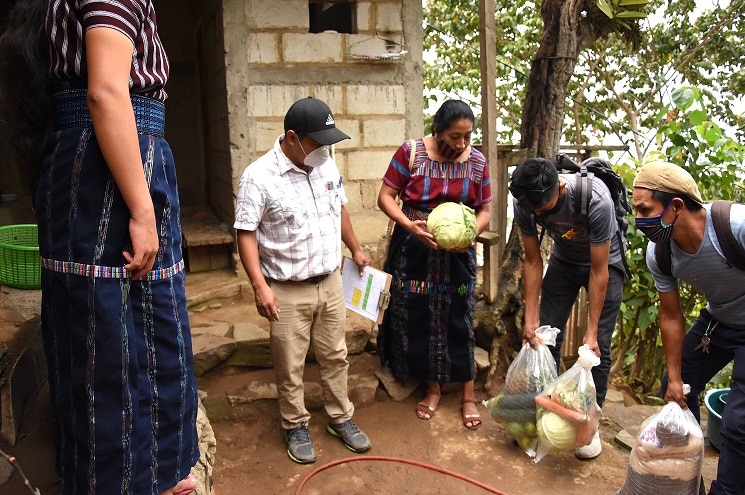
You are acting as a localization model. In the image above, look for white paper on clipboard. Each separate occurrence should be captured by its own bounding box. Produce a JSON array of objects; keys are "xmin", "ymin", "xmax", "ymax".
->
[{"xmin": 340, "ymin": 257, "xmax": 392, "ymax": 324}]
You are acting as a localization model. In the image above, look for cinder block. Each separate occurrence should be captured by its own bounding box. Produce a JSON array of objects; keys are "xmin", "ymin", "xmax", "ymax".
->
[
  {"xmin": 334, "ymin": 152, "xmax": 348, "ymax": 179},
  {"xmin": 376, "ymin": 3, "xmax": 404, "ymax": 32},
  {"xmin": 360, "ymin": 181, "xmax": 383, "ymax": 210},
  {"xmin": 186, "ymin": 244, "xmax": 231, "ymax": 273},
  {"xmin": 341, "ymin": 181, "xmax": 364, "ymax": 213},
  {"xmin": 345, "ymin": 85, "xmax": 406, "ymax": 115},
  {"xmin": 307, "ymin": 86, "xmax": 344, "ymax": 116},
  {"xmin": 246, "ymin": 0, "xmax": 307, "ymax": 29},
  {"xmin": 346, "ymin": 150, "xmax": 396, "ymax": 180},
  {"xmin": 181, "ymin": 207, "xmax": 233, "ymax": 273},
  {"xmin": 247, "ymin": 85, "xmax": 311, "ymax": 118},
  {"xmin": 333, "ymin": 118, "xmax": 361, "ymax": 149},
  {"xmin": 282, "ymin": 33, "xmax": 344, "ymax": 63},
  {"xmin": 356, "ymin": 2, "xmax": 372, "ymax": 31},
  {"xmin": 254, "ymin": 119, "xmax": 284, "ymax": 151},
  {"xmin": 362, "ymin": 118, "xmax": 407, "ymax": 147},
  {"xmin": 247, "ymin": 33, "xmax": 280, "ymax": 64}
]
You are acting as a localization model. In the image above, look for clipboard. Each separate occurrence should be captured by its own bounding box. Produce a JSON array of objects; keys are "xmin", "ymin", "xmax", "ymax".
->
[{"xmin": 340, "ymin": 257, "xmax": 392, "ymax": 324}]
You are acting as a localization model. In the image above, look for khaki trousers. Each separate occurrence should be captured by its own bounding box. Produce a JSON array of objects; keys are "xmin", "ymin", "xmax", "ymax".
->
[{"xmin": 268, "ymin": 270, "xmax": 354, "ymax": 430}]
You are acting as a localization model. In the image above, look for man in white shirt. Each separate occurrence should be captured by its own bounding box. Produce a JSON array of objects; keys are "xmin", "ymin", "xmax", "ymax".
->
[{"xmin": 234, "ymin": 97, "xmax": 372, "ymax": 464}]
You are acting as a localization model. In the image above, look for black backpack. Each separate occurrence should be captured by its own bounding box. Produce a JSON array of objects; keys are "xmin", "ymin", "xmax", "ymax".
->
[
  {"xmin": 550, "ymin": 154, "xmax": 632, "ymax": 279},
  {"xmin": 655, "ymin": 200, "xmax": 745, "ymax": 276}
]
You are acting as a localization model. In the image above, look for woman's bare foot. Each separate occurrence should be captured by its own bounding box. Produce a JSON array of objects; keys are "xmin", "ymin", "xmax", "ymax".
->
[{"xmin": 159, "ymin": 473, "xmax": 196, "ymax": 495}]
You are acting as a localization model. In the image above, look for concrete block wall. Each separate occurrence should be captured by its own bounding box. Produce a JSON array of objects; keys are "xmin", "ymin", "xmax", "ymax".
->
[{"xmin": 224, "ymin": 0, "xmax": 424, "ymax": 250}]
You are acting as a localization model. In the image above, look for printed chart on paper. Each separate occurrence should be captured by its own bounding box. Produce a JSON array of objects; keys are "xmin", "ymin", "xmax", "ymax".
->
[{"xmin": 340, "ymin": 257, "xmax": 391, "ymax": 323}]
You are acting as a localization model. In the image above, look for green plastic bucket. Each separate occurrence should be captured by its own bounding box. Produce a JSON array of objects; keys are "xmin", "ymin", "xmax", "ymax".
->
[{"xmin": 704, "ymin": 387, "xmax": 729, "ymax": 451}]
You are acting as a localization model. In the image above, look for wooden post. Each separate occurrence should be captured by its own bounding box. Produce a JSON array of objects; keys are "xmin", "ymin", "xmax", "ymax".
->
[{"xmin": 477, "ymin": 0, "xmax": 503, "ymax": 303}]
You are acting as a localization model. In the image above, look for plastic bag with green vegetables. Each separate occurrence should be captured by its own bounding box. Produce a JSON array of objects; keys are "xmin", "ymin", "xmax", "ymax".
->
[
  {"xmin": 533, "ymin": 344, "xmax": 601, "ymax": 463},
  {"xmin": 483, "ymin": 325, "xmax": 559, "ymax": 457}
]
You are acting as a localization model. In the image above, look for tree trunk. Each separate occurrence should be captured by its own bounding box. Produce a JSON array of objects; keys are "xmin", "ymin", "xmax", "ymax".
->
[
  {"xmin": 475, "ymin": 225, "xmax": 525, "ymax": 393},
  {"xmin": 521, "ymin": 0, "xmax": 593, "ymax": 156},
  {"xmin": 483, "ymin": 0, "xmax": 604, "ymax": 393}
]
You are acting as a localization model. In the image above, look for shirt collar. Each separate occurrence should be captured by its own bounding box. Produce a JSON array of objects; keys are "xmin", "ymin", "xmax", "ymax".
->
[{"xmin": 274, "ymin": 134, "xmax": 311, "ymax": 176}]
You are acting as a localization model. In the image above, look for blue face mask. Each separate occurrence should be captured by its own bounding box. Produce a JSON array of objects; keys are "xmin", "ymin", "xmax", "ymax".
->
[{"xmin": 635, "ymin": 202, "xmax": 677, "ymax": 243}]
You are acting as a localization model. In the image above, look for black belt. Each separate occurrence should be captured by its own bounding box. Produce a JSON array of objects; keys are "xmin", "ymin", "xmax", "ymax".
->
[
  {"xmin": 301, "ymin": 273, "xmax": 330, "ymax": 284},
  {"xmin": 270, "ymin": 273, "xmax": 330, "ymax": 285}
]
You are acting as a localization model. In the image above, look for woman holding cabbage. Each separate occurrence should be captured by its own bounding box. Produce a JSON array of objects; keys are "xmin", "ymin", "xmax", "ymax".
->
[{"xmin": 376, "ymin": 100, "xmax": 492, "ymax": 429}]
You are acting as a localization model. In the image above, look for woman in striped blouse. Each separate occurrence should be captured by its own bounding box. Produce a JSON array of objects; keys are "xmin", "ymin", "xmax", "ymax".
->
[
  {"xmin": 0, "ymin": 1, "xmax": 199, "ymax": 493},
  {"xmin": 376, "ymin": 100, "xmax": 492, "ymax": 430}
]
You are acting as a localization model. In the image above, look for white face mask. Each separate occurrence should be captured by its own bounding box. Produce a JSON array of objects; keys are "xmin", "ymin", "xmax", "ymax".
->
[{"xmin": 299, "ymin": 140, "xmax": 330, "ymax": 168}]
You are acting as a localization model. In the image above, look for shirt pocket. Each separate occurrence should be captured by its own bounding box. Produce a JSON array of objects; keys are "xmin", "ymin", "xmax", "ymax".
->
[
  {"xmin": 327, "ymin": 188, "xmax": 342, "ymax": 216},
  {"xmin": 278, "ymin": 198, "xmax": 309, "ymax": 232}
]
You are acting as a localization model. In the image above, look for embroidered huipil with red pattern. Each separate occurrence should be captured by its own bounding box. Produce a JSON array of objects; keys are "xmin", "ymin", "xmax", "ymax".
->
[{"xmin": 382, "ymin": 138, "xmax": 491, "ymax": 213}]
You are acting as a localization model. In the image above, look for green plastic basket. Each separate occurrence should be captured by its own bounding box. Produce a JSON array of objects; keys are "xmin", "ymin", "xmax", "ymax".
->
[{"xmin": 0, "ymin": 224, "xmax": 41, "ymax": 289}]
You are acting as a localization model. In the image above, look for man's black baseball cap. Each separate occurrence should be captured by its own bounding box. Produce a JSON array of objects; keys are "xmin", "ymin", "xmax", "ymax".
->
[{"xmin": 284, "ymin": 97, "xmax": 350, "ymax": 145}]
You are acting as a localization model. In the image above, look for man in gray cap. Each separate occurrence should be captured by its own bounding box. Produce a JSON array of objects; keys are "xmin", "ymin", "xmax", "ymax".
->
[
  {"xmin": 234, "ymin": 97, "xmax": 372, "ymax": 464},
  {"xmin": 633, "ymin": 160, "xmax": 745, "ymax": 495}
]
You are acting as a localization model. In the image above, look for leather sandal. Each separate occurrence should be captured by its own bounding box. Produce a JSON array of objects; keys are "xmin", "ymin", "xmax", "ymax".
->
[
  {"xmin": 416, "ymin": 392, "xmax": 441, "ymax": 420},
  {"xmin": 461, "ymin": 399, "xmax": 482, "ymax": 430}
]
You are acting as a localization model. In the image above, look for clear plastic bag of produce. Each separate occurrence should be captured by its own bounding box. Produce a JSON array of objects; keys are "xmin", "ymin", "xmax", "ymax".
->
[
  {"xmin": 533, "ymin": 344, "xmax": 601, "ymax": 463},
  {"xmin": 483, "ymin": 325, "xmax": 559, "ymax": 456},
  {"xmin": 616, "ymin": 401, "xmax": 704, "ymax": 495}
]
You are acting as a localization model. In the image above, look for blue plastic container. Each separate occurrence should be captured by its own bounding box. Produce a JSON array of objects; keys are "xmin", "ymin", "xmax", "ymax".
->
[{"xmin": 704, "ymin": 387, "xmax": 729, "ymax": 451}]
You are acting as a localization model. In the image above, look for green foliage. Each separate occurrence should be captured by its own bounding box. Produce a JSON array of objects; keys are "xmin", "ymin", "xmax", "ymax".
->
[
  {"xmin": 656, "ymin": 87, "xmax": 745, "ymax": 202},
  {"xmin": 596, "ymin": 0, "xmax": 651, "ymax": 32},
  {"xmin": 423, "ymin": 0, "xmax": 542, "ymax": 142},
  {"xmin": 423, "ymin": 0, "xmax": 745, "ymax": 151}
]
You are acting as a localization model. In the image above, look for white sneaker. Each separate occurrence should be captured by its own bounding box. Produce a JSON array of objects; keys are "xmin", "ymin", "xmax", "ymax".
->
[{"xmin": 575, "ymin": 430, "xmax": 602, "ymax": 459}]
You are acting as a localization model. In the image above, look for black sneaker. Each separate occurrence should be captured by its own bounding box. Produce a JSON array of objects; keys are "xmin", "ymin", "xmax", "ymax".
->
[
  {"xmin": 285, "ymin": 424, "xmax": 316, "ymax": 464},
  {"xmin": 326, "ymin": 419, "xmax": 372, "ymax": 453}
]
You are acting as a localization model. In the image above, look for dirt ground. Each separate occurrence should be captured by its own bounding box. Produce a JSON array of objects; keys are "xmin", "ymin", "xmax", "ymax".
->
[{"xmin": 0, "ymin": 276, "xmax": 721, "ymax": 495}]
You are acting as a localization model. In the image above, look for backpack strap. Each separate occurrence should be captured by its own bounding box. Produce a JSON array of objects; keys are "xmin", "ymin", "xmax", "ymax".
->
[
  {"xmin": 384, "ymin": 139, "xmax": 418, "ymax": 240},
  {"xmin": 576, "ymin": 163, "xmax": 591, "ymax": 217},
  {"xmin": 654, "ymin": 240, "xmax": 673, "ymax": 277},
  {"xmin": 655, "ymin": 200, "xmax": 745, "ymax": 276},
  {"xmin": 711, "ymin": 200, "xmax": 745, "ymax": 271}
]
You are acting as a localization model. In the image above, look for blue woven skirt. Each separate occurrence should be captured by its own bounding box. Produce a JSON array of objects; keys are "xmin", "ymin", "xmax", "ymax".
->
[
  {"xmin": 36, "ymin": 88, "xmax": 199, "ymax": 494},
  {"xmin": 377, "ymin": 219, "xmax": 477, "ymax": 384}
]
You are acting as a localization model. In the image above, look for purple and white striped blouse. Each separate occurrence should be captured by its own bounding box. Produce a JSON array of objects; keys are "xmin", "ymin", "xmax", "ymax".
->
[{"xmin": 46, "ymin": 0, "xmax": 169, "ymax": 101}]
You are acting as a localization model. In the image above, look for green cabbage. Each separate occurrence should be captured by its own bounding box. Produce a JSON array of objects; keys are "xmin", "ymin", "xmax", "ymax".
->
[
  {"xmin": 426, "ymin": 202, "xmax": 477, "ymax": 249},
  {"xmin": 538, "ymin": 411, "xmax": 577, "ymax": 450}
]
